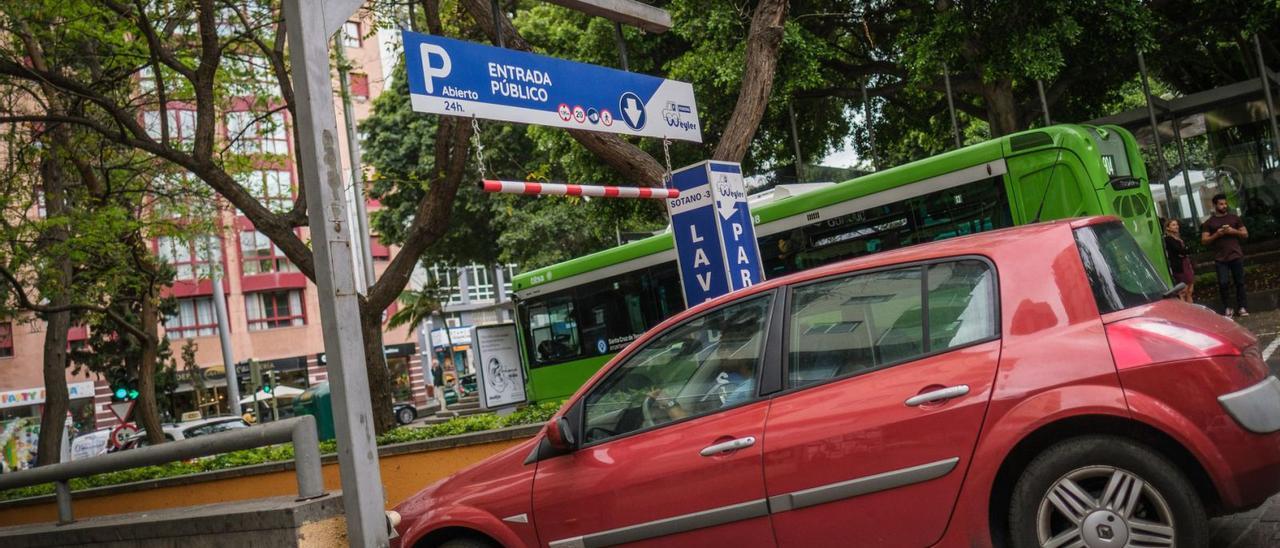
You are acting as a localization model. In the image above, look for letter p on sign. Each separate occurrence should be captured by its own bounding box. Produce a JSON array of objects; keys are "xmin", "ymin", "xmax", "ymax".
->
[{"xmin": 420, "ymin": 43, "xmax": 452, "ymax": 93}]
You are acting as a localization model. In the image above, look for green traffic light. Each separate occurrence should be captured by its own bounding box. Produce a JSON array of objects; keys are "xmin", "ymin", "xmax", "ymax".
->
[
  {"xmin": 261, "ymin": 385, "xmax": 271, "ymax": 394},
  {"xmin": 114, "ymin": 387, "xmax": 127, "ymax": 399},
  {"xmin": 128, "ymin": 389, "xmax": 139, "ymax": 400}
]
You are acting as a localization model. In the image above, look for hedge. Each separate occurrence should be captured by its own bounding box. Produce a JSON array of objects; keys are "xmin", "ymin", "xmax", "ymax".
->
[{"xmin": 0, "ymin": 400, "xmax": 562, "ymax": 502}]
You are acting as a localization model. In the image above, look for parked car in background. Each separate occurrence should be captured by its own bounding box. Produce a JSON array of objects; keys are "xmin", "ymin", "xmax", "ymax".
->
[
  {"xmin": 68, "ymin": 428, "xmax": 113, "ymax": 461},
  {"xmin": 394, "ymin": 403, "xmax": 418, "ymax": 426},
  {"xmin": 126, "ymin": 416, "xmax": 251, "ymax": 447},
  {"xmin": 391, "ymin": 217, "xmax": 1280, "ymax": 548}
]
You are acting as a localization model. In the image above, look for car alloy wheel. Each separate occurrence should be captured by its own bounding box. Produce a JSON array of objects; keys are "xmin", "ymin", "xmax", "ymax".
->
[
  {"xmin": 1036, "ymin": 465, "xmax": 1175, "ymax": 548},
  {"xmin": 397, "ymin": 407, "xmax": 415, "ymax": 425}
]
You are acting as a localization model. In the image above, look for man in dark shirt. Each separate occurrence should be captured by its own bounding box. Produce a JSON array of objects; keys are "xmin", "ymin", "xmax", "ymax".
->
[{"xmin": 1201, "ymin": 194, "xmax": 1249, "ymax": 317}]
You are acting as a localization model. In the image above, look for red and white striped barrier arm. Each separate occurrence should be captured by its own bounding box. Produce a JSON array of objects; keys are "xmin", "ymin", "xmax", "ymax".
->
[{"xmin": 480, "ymin": 180, "xmax": 679, "ymax": 199}]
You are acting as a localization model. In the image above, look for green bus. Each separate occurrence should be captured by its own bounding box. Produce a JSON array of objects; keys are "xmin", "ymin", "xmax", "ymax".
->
[{"xmin": 511, "ymin": 124, "xmax": 1166, "ymax": 403}]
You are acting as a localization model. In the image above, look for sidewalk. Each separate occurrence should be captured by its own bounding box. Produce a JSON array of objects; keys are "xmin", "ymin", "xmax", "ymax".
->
[{"xmin": 1209, "ymin": 308, "xmax": 1280, "ymax": 547}]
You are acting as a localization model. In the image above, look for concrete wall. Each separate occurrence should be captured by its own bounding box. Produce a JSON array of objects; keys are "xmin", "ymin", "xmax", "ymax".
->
[{"xmin": 0, "ymin": 425, "xmax": 540, "ymax": 526}]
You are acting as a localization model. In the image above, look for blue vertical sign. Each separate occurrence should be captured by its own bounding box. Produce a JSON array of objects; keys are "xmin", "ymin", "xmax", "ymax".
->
[
  {"xmin": 709, "ymin": 162, "xmax": 764, "ymax": 290},
  {"xmin": 665, "ymin": 161, "xmax": 764, "ymax": 306}
]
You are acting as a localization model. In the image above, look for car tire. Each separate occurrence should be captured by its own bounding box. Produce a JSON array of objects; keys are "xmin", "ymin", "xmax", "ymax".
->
[
  {"xmin": 1008, "ymin": 435, "xmax": 1207, "ymax": 548},
  {"xmin": 396, "ymin": 406, "xmax": 417, "ymax": 425},
  {"xmin": 438, "ymin": 536, "xmax": 495, "ymax": 548}
]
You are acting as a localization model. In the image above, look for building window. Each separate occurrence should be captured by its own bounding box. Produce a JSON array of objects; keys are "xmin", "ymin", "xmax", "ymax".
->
[
  {"xmin": 236, "ymin": 169, "xmax": 293, "ymax": 213},
  {"xmin": 165, "ymin": 297, "xmax": 217, "ymax": 340},
  {"xmin": 144, "ymin": 109, "xmax": 197, "ymax": 146},
  {"xmin": 157, "ymin": 236, "xmax": 222, "ymax": 280},
  {"xmin": 225, "ymin": 111, "xmax": 288, "ymax": 155},
  {"xmin": 502, "ymin": 264, "xmax": 518, "ymax": 296},
  {"xmin": 245, "ymin": 290, "xmax": 305, "ymax": 330},
  {"xmin": 350, "ymin": 73, "xmax": 369, "ymax": 98},
  {"xmin": 0, "ymin": 322, "xmax": 12, "ymax": 357},
  {"xmin": 240, "ymin": 230, "xmax": 297, "ymax": 275},
  {"xmin": 427, "ymin": 264, "xmax": 463, "ymax": 305},
  {"xmin": 223, "ymin": 55, "xmax": 280, "ymax": 98},
  {"xmin": 467, "ymin": 265, "xmax": 494, "ymax": 302},
  {"xmin": 369, "ymin": 235, "xmax": 390, "ymax": 260},
  {"xmin": 343, "ymin": 21, "xmax": 361, "ymax": 48}
]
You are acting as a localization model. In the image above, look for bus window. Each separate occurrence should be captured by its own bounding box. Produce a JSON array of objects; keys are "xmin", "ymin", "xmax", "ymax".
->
[
  {"xmin": 759, "ymin": 175, "xmax": 1011, "ymax": 277},
  {"xmin": 578, "ymin": 277, "xmax": 649, "ymax": 355},
  {"xmin": 644, "ymin": 261, "xmax": 685, "ymax": 328},
  {"xmin": 529, "ymin": 296, "xmax": 580, "ymax": 366}
]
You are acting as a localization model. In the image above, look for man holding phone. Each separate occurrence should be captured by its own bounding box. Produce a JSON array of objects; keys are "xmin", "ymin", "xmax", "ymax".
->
[{"xmin": 1201, "ymin": 193, "xmax": 1249, "ymax": 318}]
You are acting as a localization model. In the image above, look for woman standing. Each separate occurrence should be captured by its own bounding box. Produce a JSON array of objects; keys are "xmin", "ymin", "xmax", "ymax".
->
[{"xmin": 1164, "ymin": 218, "xmax": 1195, "ymax": 302}]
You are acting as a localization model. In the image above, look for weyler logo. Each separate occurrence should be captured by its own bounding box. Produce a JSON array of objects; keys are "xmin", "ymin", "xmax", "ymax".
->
[{"xmin": 420, "ymin": 43, "xmax": 452, "ymax": 93}]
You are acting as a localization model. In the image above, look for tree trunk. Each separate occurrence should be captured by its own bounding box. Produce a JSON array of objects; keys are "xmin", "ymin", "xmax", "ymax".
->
[
  {"xmin": 137, "ymin": 288, "xmax": 165, "ymax": 445},
  {"xmin": 34, "ymin": 152, "xmax": 73, "ymax": 466},
  {"xmin": 713, "ymin": 0, "xmax": 789, "ymax": 162},
  {"xmin": 360, "ymin": 308, "xmax": 396, "ymax": 433},
  {"xmin": 982, "ymin": 79, "xmax": 1021, "ymax": 136}
]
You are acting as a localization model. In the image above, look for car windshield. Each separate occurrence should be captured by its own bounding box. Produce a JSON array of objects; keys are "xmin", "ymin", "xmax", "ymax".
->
[
  {"xmin": 184, "ymin": 419, "xmax": 249, "ymax": 438},
  {"xmin": 1074, "ymin": 222, "xmax": 1168, "ymax": 314}
]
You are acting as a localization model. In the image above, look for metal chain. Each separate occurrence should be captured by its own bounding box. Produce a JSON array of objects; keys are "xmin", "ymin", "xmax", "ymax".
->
[
  {"xmin": 471, "ymin": 116, "xmax": 487, "ymax": 179},
  {"xmin": 661, "ymin": 137, "xmax": 673, "ymax": 185}
]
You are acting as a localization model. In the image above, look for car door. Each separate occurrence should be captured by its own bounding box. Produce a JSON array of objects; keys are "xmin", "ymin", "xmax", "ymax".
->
[
  {"xmin": 532, "ymin": 293, "xmax": 778, "ymax": 547},
  {"xmin": 763, "ymin": 259, "xmax": 1001, "ymax": 547}
]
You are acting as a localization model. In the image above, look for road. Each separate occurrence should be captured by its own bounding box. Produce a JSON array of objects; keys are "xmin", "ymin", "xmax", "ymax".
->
[{"xmin": 1210, "ymin": 307, "xmax": 1280, "ymax": 547}]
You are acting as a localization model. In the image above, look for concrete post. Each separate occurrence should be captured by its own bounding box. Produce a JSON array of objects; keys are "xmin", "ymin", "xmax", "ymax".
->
[
  {"xmin": 334, "ymin": 36, "xmax": 377, "ymax": 291},
  {"xmin": 210, "ymin": 271, "xmax": 240, "ymax": 414},
  {"xmin": 280, "ymin": 0, "xmax": 388, "ymax": 545}
]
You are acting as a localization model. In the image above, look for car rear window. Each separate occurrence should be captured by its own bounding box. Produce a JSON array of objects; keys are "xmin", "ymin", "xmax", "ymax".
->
[{"xmin": 1074, "ymin": 222, "xmax": 1168, "ymax": 314}]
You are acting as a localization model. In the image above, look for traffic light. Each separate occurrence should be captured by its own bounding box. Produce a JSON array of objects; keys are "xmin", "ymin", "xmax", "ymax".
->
[{"xmin": 110, "ymin": 378, "xmax": 139, "ymax": 401}]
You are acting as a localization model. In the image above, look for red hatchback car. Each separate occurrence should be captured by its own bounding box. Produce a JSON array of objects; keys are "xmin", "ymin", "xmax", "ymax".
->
[{"xmin": 393, "ymin": 217, "xmax": 1280, "ymax": 548}]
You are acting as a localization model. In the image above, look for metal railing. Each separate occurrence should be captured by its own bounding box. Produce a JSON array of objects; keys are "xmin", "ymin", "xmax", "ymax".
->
[{"xmin": 0, "ymin": 415, "xmax": 324, "ymax": 525}]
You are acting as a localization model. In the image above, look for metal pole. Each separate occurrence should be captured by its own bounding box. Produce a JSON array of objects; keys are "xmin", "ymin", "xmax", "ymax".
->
[
  {"xmin": 280, "ymin": 1, "xmax": 386, "ymax": 545},
  {"xmin": 1254, "ymin": 34, "xmax": 1280, "ymax": 166},
  {"xmin": 943, "ymin": 62, "xmax": 961, "ymax": 149},
  {"xmin": 614, "ymin": 22, "xmax": 629, "ymax": 71},
  {"xmin": 862, "ymin": 82, "xmax": 877, "ymax": 170},
  {"xmin": 1170, "ymin": 116, "xmax": 1201, "ymax": 220},
  {"xmin": 491, "ymin": 0, "xmax": 505, "ymax": 47},
  {"xmin": 1036, "ymin": 79, "xmax": 1051, "ymax": 126},
  {"xmin": 290, "ymin": 415, "xmax": 325, "ymax": 500},
  {"xmin": 1137, "ymin": 49, "xmax": 1178, "ymax": 218},
  {"xmin": 210, "ymin": 271, "xmax": 240, "ymax": 414},
  {"xmin": 55, "ymin": 480, "xmax": 73, "ymax": 524},
  {"xmin": 251, "ymin": 360, "xmax": 261, "ymax": 421},
  {"xmin": 334, "ymin": 36, "xmax": 377, "ymax": 290},
  {"xmin": 788, "ymin": 102, "xmax": 804, "ymax": 181}
]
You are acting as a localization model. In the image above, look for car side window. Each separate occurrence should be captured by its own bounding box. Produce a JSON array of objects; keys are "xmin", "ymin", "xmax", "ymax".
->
[
  {"xmin": 787, "ymin": 260, "xmax": 995, "ymax": 388},
  {"xmin": 926, "ymin": 260, "xmax": 997, "ymax": 350},
  {"xmin": 582, "ymin": 295, "xmax": 773, "ymax": 445},
  {"xmin": 788, "ymin": 267, "xmax": 924, "ymax": 387}
]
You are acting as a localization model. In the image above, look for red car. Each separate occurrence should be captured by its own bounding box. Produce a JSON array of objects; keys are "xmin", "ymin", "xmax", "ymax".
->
[{"xmin": 392, "ymin": 217, "xmax": 1280, "ymax": 548}]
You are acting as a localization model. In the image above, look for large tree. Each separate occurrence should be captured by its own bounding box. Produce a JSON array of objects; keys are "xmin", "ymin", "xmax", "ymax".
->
[{"xmin": 0, "ymin": 0, "xmax": 478, "ymax": 433}]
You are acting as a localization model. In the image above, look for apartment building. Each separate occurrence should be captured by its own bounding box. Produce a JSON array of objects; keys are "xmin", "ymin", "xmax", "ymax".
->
[{"xmin": 0, "ymin": 10, "xmax": 432, "ymax": 445}]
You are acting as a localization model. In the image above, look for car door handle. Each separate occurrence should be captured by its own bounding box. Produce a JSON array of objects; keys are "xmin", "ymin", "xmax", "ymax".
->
[
  {"xmin": 905, "ymin": 385, "xmax": 970, "ymax": 407},
  {"xmin": 700, "ymin": 436, "xmax": 756, "ymax": 457}
]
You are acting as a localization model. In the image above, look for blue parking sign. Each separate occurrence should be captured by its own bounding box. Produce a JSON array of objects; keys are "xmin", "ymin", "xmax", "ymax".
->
[{"xmin": 665, "ymin": 161, "xmax": 763, "ymax": 306}]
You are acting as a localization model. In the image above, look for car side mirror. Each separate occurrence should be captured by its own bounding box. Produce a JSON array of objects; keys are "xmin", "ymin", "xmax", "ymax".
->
[{"xmin": 546, "ymin": 417, "xmax": 576, "ymax": 452}]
